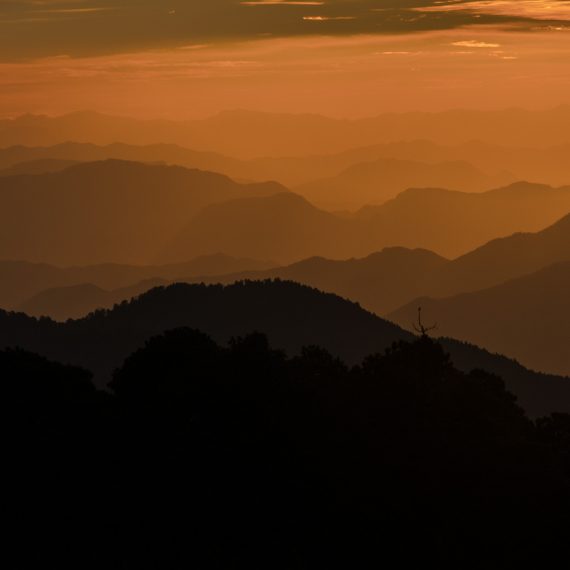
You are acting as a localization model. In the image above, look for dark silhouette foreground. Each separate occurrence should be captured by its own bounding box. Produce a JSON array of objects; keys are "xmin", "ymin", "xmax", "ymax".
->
[
  {"xmin": 1, "ymin": 280, "xmax": 568, "ymax": 417},
  {"xmin": 2, "ymin": 331, "xmax": 570, "ymax": 568}
]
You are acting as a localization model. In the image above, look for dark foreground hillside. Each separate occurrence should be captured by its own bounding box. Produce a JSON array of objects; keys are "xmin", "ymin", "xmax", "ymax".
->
[
  {"xmin": 1, "ymin": 280, "xmax": 568, "ymax": 417},
  {"xmin": 3, "ymin": 332, "xmax": 570, "ymax": 568}
]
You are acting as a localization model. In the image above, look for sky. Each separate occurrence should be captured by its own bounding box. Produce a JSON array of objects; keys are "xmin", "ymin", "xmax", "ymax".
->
[{"xmin": 1, "ymin": 0, "xmax": 570, "ymax": 118}]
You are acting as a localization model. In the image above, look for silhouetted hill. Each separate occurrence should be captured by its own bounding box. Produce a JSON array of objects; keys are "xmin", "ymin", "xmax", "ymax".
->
[
  {"xmin": 358, "ymin": 182, "xmax": 570, "ymax": 258},
  {"xmin": 0, "ymin": 280, "xmax": 567, "ymax": 416},
  {"xmin": 4, "ymin": 139, "xmax": 570, "ymax": 189},
  {"xmin": 208, "ymin": 213, "xmax": 570, "ymax": 314},
  {"xmin": 389, "ymin": 261, "xmax": 570, "ymax": 378},
  {"xmin": 188, "ymin": 213, "xmax": 570, "ymax": 315},
  {"xmin": 3, "ymin": 108, "xmax": 570, "ymax": 157},
  {"xmin": 0, "ymin": 281, "xmax": 410, "ymax": 383},
  {"xmin": 24, "ymin": 211, "xmax": 570, "ymax": 335},
  {"xmin": 161, "ymin": 193, "xmax": 356, "ymax": 264},
  {"xmin": 0, "ymin": 347, "xmax": 96, "ymax": 401},
  {"xmin": 162, "ymin": 181, "xmax": 570, "ymax": 262},
  {"xmin": 180, "ymin": 215, "xmax": 570, "ymax": 315},
  {"xmin": 0, "ymin": 254, "xmax": 273, "ymax": 309},
  {"xmin": 18, "ymin": 248, "xmax": 446, "ymax": 319},
  {"xmin": 0, "ymin": 160, "xmax": 286, "ymax": 265},
  {"xmin": 297, "ymin": 158, "xmax": 514, "ymax": 210},
  {"xmin": 419, "ymin": 212, "xmax": 570, "ymax": 298},
  {"xmin": 19, "ymin": 279, "xmax": 167, "ymax": 321},
  {"xmin": 0, "ymin": 158, "xmax": 80, "ymax": 176},
  {"xmin": 0, "ymin": 141, "xmax": 241, "ymax": 179},
  {"xmin": 197, "ymin": 248, "xmax": 448, "ymax": 315},
  {"xmin": 325, "ymin": 139, "xmax": 570, "ymax": 188}
]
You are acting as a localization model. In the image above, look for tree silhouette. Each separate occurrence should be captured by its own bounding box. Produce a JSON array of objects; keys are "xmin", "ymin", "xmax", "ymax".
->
[
  {"xmin": 3, "ymin": 330, "xmax": 570, "ymax": 567},
  {"xmin": 412, "ymin": 305, "xmax": 438, "ymax": 336}
]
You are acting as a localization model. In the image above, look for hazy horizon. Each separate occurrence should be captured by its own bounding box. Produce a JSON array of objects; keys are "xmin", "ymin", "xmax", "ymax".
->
[{"xmin": 5, "ymin": 103, "xmax": 570, "ymax": 122}]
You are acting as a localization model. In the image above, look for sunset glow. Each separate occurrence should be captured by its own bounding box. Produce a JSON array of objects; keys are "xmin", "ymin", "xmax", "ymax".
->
[
  {"xmin": 1, "ymin": 0, "xmax": 570, "ymax": 117},
  {"xmin": 3, "ymin": 2, "xmax": 570, "ymax": 565},
  {"xmin": 1, "ymin": 27, "xmax": 569, "ymax": 118}
]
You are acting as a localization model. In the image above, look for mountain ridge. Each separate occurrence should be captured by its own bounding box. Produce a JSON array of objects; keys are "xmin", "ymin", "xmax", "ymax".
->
[
  {"xmin": 3, "ymin": 107, "xmax": 570, "ymax": 157},
  {"xmin": 0, "ymin": 279, "xmax": 568, "ymax": 417},
  {"xmin": 0, "ymin": 159, "xmax": 287, "ymax": 265}
]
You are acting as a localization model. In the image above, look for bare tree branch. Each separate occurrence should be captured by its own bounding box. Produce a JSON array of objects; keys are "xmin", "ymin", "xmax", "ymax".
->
[{"xmin": 413, "ymin": 307, "xmax": 437, "ymax": 337}]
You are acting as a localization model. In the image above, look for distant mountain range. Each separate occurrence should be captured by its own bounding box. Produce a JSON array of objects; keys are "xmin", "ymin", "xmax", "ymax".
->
[
  {"xmin": 2, "ymin": 108, "xmax": 570, "ymax": 157},
  {"xmin": 0, "ymin": 158, "xmax": 81, "ymax": 177},
  {"xmin": 417, "ymin": 212, "xmax": 570, "ymax": 298},
  {"xmin": 296, "ymin": 158, "xmax": 514, "ymax": 210},
  {"xmin": 3, "ymin": 140, "xmax": 570, "ymax": 209},
  {"xmin": 207, "ymin": 214, "xmax": 570, "ymax": 376},
  {"xmin": 0, "ymin": 142, "xmax": 517, "ymax": 205},
  {"xmin": 14, "ymin": 161, "xmax": 567, "ymax": 267},
  {"xmin": 160, "ymin": 192, "xmax": 356, "ymax": 264},
  {"xmin": 0, "ymin": 280, "xmax": 567, "ymax": 417},
  {"xmin": 19, "ymin": 279, "xmax": 168, "ymax": 322},
  {"xmin": 3, "ymin": 138, "xmax": 570, "ymax": 188},
  {"xmin": 160, "ymin": 181, "xmax": 570, "ymax": 262},
  {"xmin": 9, "ymin": 210, "xmax": 570, "ymax": 320},
  {"xmin": 13, "ymin": 213, "xmax": 570, "ymax": 377},
  {"xmin": 14, "ymin": 248, "xmax": 446, "ymax": 321},
  {"xmin": 193, "ymin": 248, "xmax": 448, "ymax": 316},
  {"xmin": 0, "ymin": 160, "xmax": 285, "ymax": 265},
  {"xmin": 0, "ymin": 142, "xmax": 242, "ymax": 180},
  {"xmin": 322, "ymin": 139, "xmax": 570, "ymax": 189},
  {"xmin": 355, "ymin": 182, "xmax": 570, "ymax": 258},
  {"xmin": 191, "ymin": 212, "xmax": 570, "ymax": 312},
  {"xmin": 0, "ymin": 253, "xmax": 273, "ymax": 310}
]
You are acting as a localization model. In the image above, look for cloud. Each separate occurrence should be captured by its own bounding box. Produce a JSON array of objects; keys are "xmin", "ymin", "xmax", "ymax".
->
[
  {"xmin": 302, "ymin": 16, "xmax": 357, "ymax": 21},
  {"xmin": 452, "ymin": 40, "xmax": 501, "ymax": 47},
  {"xmin": 416, "ymin": 1, "xmax": 570, "ymax": 21},
  {"xmin": 2, "ymin": 28, "xmax": 569, "ymax": 118},
  {"xmin": 241, "ymin": 1, "xmax": 325, "ymax": 5},
  {"xmin": 0, "ymin": 0, "xmax": 569, "ymax": 59}
]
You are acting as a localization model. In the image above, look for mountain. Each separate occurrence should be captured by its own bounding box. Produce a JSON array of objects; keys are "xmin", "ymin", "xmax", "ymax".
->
[
  {"xmin": 206, "ymin": 212, "xmax": 570, "ymax": 313},
  {"xmin": 2, "ymin": 108, "xmax": 570, "ymax": 157},
  {"xmin": 19, "ymin": 279, "xmax": 167, "ymax": 321},
  {"xmin": 195, "ymin": 248, "xmax": 448, "ymax": 316},
  {"xmin": 0, "ymin": 142, "xmax": 241, "ymax": 180},
  {"xmin": 3, "ymin": 138, "xmax": 570, "ymax": 191},
  {"xmin": 357, "ymin": 182, "xmax": 570, "ymax": 258},
  {"xmin": 1, "ymin": 281, "xmax": 410, "ymax": 385},
  {"xmin": 417, "ymin": 212, "xmax": 570, "ymax": 298},
  {"xmin": 207, "ymin": 213, "xmax": 570, "ymax": 314},
  {"xmin": 161, "ymin": 192, "xmax": 356, "ymax": 264},
  {"xmin": 0, "ymin": 142, "xmax": 514, "ymax": 195},
  {"xmin": 18, "ymin": 248, "xmax": 446, "ymax": 320},
  {"xmin": 389, "ymin": 261, "xmax": 570, "ymax": 378},
  {"xmin": 320, "ymin": 139, "xmax": 570, "ymax": 189},
  {"xmin": 296, "ymin": 158, "xmax": 514, "ymax": 210},
  {"xmin": 0, "ymin": 140, "xmax": 570, "ymax": 193},
  {"xmin": 0, "ymin": 254, "xmax": 274, "ymax": 310},
  {"xmin": 28, "ymin": 208, "xmax": 570, "ymax": 321},
  {"xmin": 0, "ymin": 160, "xmax": 286, "ymax": 265},
  {"xmin": 0, "ymin": 280, "xmax": 567, "ymax": 416},
  {"xmin": 162, "ymin": 181, "xmax": 570, "ymax": 263},
  {"xmin": 4, "ymin": 158, "xmax": 525, "ymax": 287},
  {"xmin": 0, "ymin": 158, "xmax": 80, "ymax": 176}
]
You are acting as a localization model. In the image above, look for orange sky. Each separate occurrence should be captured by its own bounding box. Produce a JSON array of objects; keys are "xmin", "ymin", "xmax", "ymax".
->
[{"xmin": 1, "ymin": 1, "xmax": 570, "ymax": 118}]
